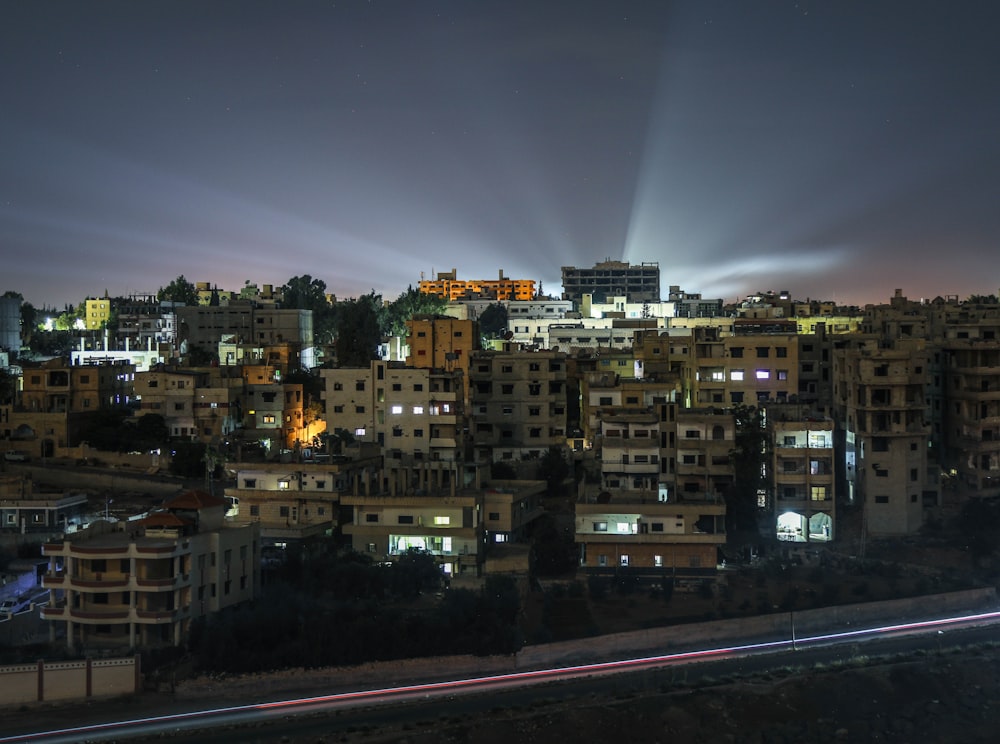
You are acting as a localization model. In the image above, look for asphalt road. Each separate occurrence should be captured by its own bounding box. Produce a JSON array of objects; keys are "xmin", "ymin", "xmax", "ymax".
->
[{"xmin": 3, "ymin": 608, "xmax": 999, "ymax": 744}]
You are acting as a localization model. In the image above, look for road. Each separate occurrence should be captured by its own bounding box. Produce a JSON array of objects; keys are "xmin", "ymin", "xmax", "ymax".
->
[{"xmin": 3, "ymin": 608, "xmax": 1000, "ymax": 743}]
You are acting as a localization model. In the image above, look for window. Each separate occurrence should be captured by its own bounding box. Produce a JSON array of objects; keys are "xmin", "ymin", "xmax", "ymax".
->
[
  {"xmin": 279, "ymin": 506, "xmax": 290, "ymax": 517},
  {"xmin": 249, "ymin": 505, "xmax": 260, "ymax": 516},
  {"xmin": 620, "ymin": 555, "xmax": 629, "ymax": 567},
  {"xmin": 355, "ymin": 381, "xmax": 365, "ymax": 391},
  {"xmin": 593, "ymin": 521, "xmax": 608, "ymax": 532},
  {"xmin": 776, "ymin": 347, "xmax": 788, "ymax": 358},
  {"xmin": 875, "ymin": 495, "xmax": 889, "ymax": 504},
  {"xmin": 434, "ymin": 516, "xmax": 451, "ymax": 525},
  {"xmin": 243, "ymin": 478, "xmax": 257, "ymax": 488},
  {"xmin": 654, "ymin": 555, "xmax": 663, "ymax": 567},
  {"xmin": 278, "ymin": 479, "xmax": 290, "ymax": 490},
  {"xmin": 392, "ymin": 383, "xmax": 402, "ymax": 391},
  {"xmin": 488, "ymin": 512, "xmax": 500, "ymax": 520},
  {"xmin": 262, "ymin": 415, "xmax": 276, "ymax": 424},
  {"xmin": 365, "ymin": 513, "xmax": 379, "ymax": 523},
  {"xmin": 731, "ymin": 370, "xmax": 744, "ymax": 381},
  {"xmin": 651, "ymin": 522, "xmax": 663, "ymax": 532},
  {"xmin": 390, "ymin": 405, "xmax": 403, "ymax": 414},
  {"xmin": 355, "ymin": 405, "xmax": 365, "ymax": 414},
  {"xmin": 756, "ymin": 369, "xmax": 770, "ymax": 380},
  {"xmin": 398, "ymin": 515, "xmax": 414, "ymax": 524},
  {"xmin": 756, "ymin": 347, "xmax": 769, "ymax": 358},
  {"xmin": 598, "ymin": 555, "xmax": 608, "ymax": 567},
  {"xmin": 333, "ymin": 405, "xmax": 344, "ymax": 413},
  {"xmin": 501, "ymin": 384, "xmax": 514, "ymax": 394},
  {"xmin": 730, "ymin": 347, "xmax": 744, "ymax": 358},
  {"xmin": 777, "ymin": 370, "xmax": 788, "ymax": 381}
]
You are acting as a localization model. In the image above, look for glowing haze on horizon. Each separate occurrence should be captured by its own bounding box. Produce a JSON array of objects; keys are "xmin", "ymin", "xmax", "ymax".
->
[{"xmin": 2, "ymin": 1, "xmax": 998, "ymax": 310}]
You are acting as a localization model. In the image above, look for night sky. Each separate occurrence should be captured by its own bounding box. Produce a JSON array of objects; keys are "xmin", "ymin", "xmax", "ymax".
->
[{"xmin": 3, "ymin": 1, "xmax": 999, "ymax": 309}]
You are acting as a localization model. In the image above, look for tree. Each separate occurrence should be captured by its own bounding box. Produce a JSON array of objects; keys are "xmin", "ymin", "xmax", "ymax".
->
[
  {"xmin": 280, "ymin": 275, "xmax": 329, "ymax": 312},
  {"xmin": 157, "ymin": 275, "xmax": 199, "ymax": 306},
  {"xmin": 537, "ymin": 446, "xmax": 570, "ymax": 496},
  {"xmin": 385, "ymin": 285, "xmax": 448, "ymax": 337},
  {"xmin": 478, "ymin": 302, "xmax": 508, "ymax": 340},
  {"xmin": 726, "ymin": 405, "xmax": 768, "ymax": 540},
  {"xmin": 333, "ymin": 292, "xmax": 384, "ymax": 367},
  {"xmin": 281, "ymin": 275, "xmax": 336, "ymax": 344}
]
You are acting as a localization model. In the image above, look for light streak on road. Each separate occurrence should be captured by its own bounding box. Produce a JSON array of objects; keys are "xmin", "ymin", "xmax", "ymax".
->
[{"xmin": 4, "ymin": 608, "xmax": 1000, "ymax": 743}]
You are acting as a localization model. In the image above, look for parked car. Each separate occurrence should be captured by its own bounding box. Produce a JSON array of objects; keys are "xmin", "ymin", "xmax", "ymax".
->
[
  {"xmin": 3, "ymin": 451, "xmax": 29, "ymax": 462},
  {"xmin": 0, "ymin": 595, "xmax": 32, "ymax": 614}
]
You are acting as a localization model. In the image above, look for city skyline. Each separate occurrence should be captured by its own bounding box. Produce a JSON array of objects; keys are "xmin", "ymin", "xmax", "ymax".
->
[{"xmin": 3, "ymin": 1, "xmax": 999, "ymax": 309}]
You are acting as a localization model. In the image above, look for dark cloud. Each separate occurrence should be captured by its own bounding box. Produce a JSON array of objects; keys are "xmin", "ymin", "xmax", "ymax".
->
[{"xmin": 2, "ymin": 1, "xmax": 998, "ymax": 308}]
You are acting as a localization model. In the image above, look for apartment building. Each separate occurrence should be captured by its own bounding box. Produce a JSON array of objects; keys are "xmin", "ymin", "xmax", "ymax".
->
[
  {"xmin": 84, "ymin": 296, "xmax": 112, "ymax": 331},
  {"xmin": 322, "ymin": 361, "xmax": 464, "ymax": 467},
  {"xmin": 226, "ymin": 457, "xmax": 379, "ymax": 544},
  {"xmin": 418, "ymin": 269, "xmax": 535, "ymax": 302},
  {"xmin": 341, "ymin": 490, "xmax": 484, "ymax": 577},
  {"xmin": 40, "ymin": 490, "xmax": 259, "ymax": 651},
  {"xmin": 834, "ymin": 338, "xmax": 930, "ymax": 535},
  {"xmin": 672, "ymin": 408, "xmax": 736, "ymax": 504},
  {"xmin": 405, "ymin": 315, "xmax": 479, "ymax": 372},
  {"xmin": 468, "ymin": 350, "xmax": 568, "ymax": 462},
  {"xmin": 666, "ymin": 286, "xmax": 726, "ymax": 318},
  {"xmin": 691, "ymin": 326, "xmax": 800, "ymax": 407},
  {"xmin": 561, "ymin": 260, "xmax": 660, "ymax": 304},
  {"xmin": 135, "ymin": 367, "xmax": 243, "ymax": 443},
  {"xmin": 177, "ymin": 303, "xmax": 313, "ymax": 360},
  {"xmin": 575, "ymin": 496, "xmax": 725, "ymax": 575},
  {"xmin": 600, "ymin": 412, "xmax": 661, "ymax": 495},
  {"xmin": 768, "ymin": 406, "xmax": 836, "ymax": 543},
  {"xmin": 580, "ymin": 294, "xmax": 677, "ymax": 320},
  {"xmin": 4, "ymin": 359, "xmax": 134, "ymax": 453}
]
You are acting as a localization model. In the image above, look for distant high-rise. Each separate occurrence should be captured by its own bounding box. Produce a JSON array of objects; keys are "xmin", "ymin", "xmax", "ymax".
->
[{"xmin": 561, "ymin": 260, "xmax": 660, "ymax": 304}]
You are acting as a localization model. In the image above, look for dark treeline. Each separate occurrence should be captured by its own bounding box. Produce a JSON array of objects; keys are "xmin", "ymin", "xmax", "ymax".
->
[{"xmin": 187, "ymin": 548, "xmax": 522, "ymax": 674}]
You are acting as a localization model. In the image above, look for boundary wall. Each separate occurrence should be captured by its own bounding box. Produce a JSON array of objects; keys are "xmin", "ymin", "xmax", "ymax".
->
[{"xmin": 0, "ymin": 656, "xmax": 139, "ymax": 706}]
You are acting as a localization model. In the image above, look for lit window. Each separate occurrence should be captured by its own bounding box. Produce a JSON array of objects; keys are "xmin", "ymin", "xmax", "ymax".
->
[
  {"xmin": 434, "ymin": 516, "xmax": 450, "ymax": 525},
  {"xmin": 391, "ymin": 405, "xmax": 403, "ymax": 414},
  {"xmin": 262, "ymin": 415, "xmax": 276, "ymax": 424},
  {"xmin": 354, "ymin": 427, "xmax": 366, "ymax": 437},
  {"xmin": 412, "ymin": 406, "xmax": 424, "ymax": 414},
  {"xmin": 278, "ymin": 480, "xmax": 290, "ymax": 490},
  {"xmin": 756, "ymin": 369, "xmax": 770, "ymax": 380},
  {"xmin": 731, "ymin": 370, "xmax": 744, "ymax": 381},
  {"xmin": 593, "ymin": 521, "xmax": 608, "ymax": 532}
]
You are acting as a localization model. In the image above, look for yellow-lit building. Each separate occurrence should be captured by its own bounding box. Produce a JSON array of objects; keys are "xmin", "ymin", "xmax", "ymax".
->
[
  {"xmin": 405, "ymin": 315, "xmax": 479, "ymax": 372},
  {"xmin": 419, "ymin": 269, "xmax": 535, "ymax": 302},
  {"xmin": 84, "ymin": 297, "xmax": 111, "ymax": 331}
]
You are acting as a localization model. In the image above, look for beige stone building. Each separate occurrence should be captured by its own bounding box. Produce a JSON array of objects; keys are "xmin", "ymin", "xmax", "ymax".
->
[
  {"xmin": 834, "ymin": 338, "xmax": 930, "ymax": 535},
  {"xmin": 468, "ymin": 350, "xmax": 568, "ymax": 462},
  {"xmin": 41, "ymin": 490, "xmax": 259, "ymax": 651}
]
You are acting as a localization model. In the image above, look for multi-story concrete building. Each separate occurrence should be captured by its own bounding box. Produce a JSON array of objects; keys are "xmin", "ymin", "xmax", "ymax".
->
[
  {"xmin": 768, "ymin": 406, "xmax": 835, "ymax": 543},
  {"xmin": 599, "ymin": 412, "xmax": 661, "ymax": 495},
  {"xmin": 672, "ymin": 408, "xmax": 736, "ymax": 504},
  {"xmin": 40, "ymin": 490, "xmax": 259, "ymax": 651},
  {"xmin": 943, "ymin": 339, "xmax": 1000, "ymax": 499},
  {"xmin": 177, "ymin": 303, "xmax": 313, "ymax": 364},
  {"xmin": 834, "ymin": 338, "xmax": 930, "ymax": 535},
  {"xmin": 561, "ymin": 260, "xmax": 660, "ymax": 304},
  {"xmin": 468, "ymin": 350, "xmax": 568, "ymax": 462},
  {"xmin": 341, "ymin": 489, "xmax": 484, "ymax": 577},
  {"xmin": 405, "ymin": 315, "xmax": 479, "ymax": 372},
  {"xmin": 667, "ymin": 286, "xmax": 726, "ymax": 318},
  {"xmin": 84, "ymin": 296, "xmax": 112, "ymax": 331},
  {"xmin": 419, "ymin": 269, "xmax": 536, "ymax": 302},
  {"xmin": 322, "ymin": 361, "xmax": 464, "ymax": 467},
  {"xmin": 575, "ymin": 495, "xmax": 725, "ymax": 575}
]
